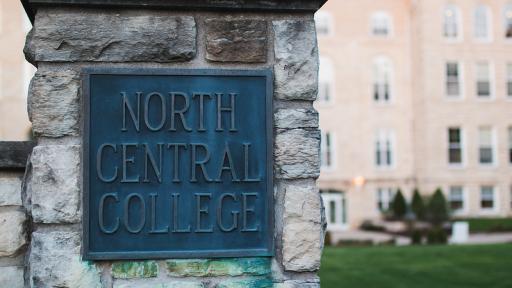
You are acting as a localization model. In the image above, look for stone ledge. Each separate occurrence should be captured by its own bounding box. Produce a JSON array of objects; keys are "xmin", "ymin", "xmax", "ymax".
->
[
  {"xmin": 112, "ymin": 261, "xmax": 158, "ymax": 279},
  {"xmin": 166, "ymin": 258, "xmax": 271, "ymax": 277},
  {"xmin": 0, "ymin": 141, "xmax": 35, "ymax": 170}
]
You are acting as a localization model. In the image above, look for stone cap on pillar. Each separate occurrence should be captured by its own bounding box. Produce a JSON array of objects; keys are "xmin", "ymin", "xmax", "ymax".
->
[{"xmin": 21, "ymin": 0, "xmax": 328, "ymax": 23}]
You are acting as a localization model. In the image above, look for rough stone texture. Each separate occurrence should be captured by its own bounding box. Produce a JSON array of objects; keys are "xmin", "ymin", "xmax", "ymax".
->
[
  {"xmin": 0, "ymin": 176, "xmax": 22, "ymax": 206},
  {"xmin": 282, "ymin": 184, "xmax": 322, "ymax": 272},
  {"xmin": 0, "ymin": 209, "xmax": 26, "ymax": 257},
  {"xmin": 274, "ymin": 109, "xmax": 318, "ymax": 129},
  {"xmin": 205, "ymin": 19, "xmax": 267, "ymax": 63},
  {"xmin": 0, "ymin": 266, "xmax": 24, "ymax": 288},
  {"xmin": 274, "ymin": 281, "xmax": 320, "ymax": 288},
  {"xmin": 166, "ymin": 258, "xmax": 271, "ymax": 277},
  {"xmin": 215, "ymin": 278, "xmax": 273, "ymax": 288},
  {"xmin": 28, "ymin": 69, "xmax": 80, "ymax": 137},
  {"xmin": 275, "ymin": 129, "xmax": 320, "ymax": 179},
  {"xmin": 29, "ymin": 231, "xmax": 101, "ymax": 288},
  {"xmin": 26, "ymin": 10, "xmax": 196, "ymax": 63},
  {"xmin": 30, "ymin": 145, "xmax": 80, "ymax": 223},
  {"xmin": 114, "ymin": 281, "xmax": 204, "ymax": 288},
  {"xmin": 273, "ymin": 20, "xmax": 318, "ymax": 100},
  {"xmin": 112, "ymin": 261, "xmax": 158, "ymax": 279}
]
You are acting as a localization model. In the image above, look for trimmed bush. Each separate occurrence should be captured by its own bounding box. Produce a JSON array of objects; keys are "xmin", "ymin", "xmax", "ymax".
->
[
  {"xmin": 391, "ymin": 189, "xmax": 407, "ymax": 220},
  {"xmin": 411, "ymin": 189, "xmax": 426, "ymax": 221},
  {"xmin": 324, "ymin": 231, "xmax": 332, "ymax": 246},
  {"xmin": 428, "ymin": 188, "xmax": 449, "ymax": 225},
  {"xmin": 427, "ymin": 227, "xmax": 448, "ymax": 244},
  {"xmin": 410, "ymin": 230, "xmax": 423, "ymax": 245}
]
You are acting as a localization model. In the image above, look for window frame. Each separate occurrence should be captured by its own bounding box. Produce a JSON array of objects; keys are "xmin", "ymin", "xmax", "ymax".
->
[
  {"xmin": 317, "ymin": 57, "xmax": 335, "ymax": 105},
  {"xmin": 480, "ymin": 185, "xmax": 499, "ymax": 213},
  {"xmin": 508, "ymin": 126, "xmax": 512, "ymax": 165},
  {"xmin": 321, "ymin": 131, "xmax": 336, "ymax": 171},
  {"xmin": 504, "ymin": 4, "xmax": 512, "ymax": 40},
  {"xmin": 475, "ymin": 61, "xmax": 495, "ymax": 100},
  {"xmin": 373, "ymin": 56, "xmax": 394, "ymax": 104},
  {"xmin": 375, "ymin": 129, "xmax": 396, "ymax": 169},
  {"xmin": 314, "ymin": 10, "xmax": 334, "ymax": 37},
  {"xmin": 506, "ymin": 63, "xmax": 512, "ymax": 98},
  {"xmin": 370, "ymin": 11, "xmax": 393, "ymax": 38},
  {"xmin": 443, "ymin": 4, "xmax": 463, "ymax": 41},
  {"xmin": 478, "ymin": 126, "xmax": 497, "ymax": 167},
  {"xmin": 376, "ymin": 187, "xmax": 395, "ymax": 213},
  {"xmin": 448, "ymin": 186, "xmax": 467, "ymax": 215},
  {"xmin": 321, "ymin": 191, "xmax": 348, "ymax": 231},
  {"xmin": 448, "ymin": 127, "xmax": 465, "ymax": 167},
  {"xmin": 474, "ymin": 4, "xmax": 493, "ymax": 42},
  {"xmin": 445, "ymin": 61, "xmax": 464, "ymax": 99}
]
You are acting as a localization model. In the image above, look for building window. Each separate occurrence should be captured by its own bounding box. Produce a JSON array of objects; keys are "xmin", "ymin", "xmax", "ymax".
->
[
  {"xmin": 449, "ymin": 186, "xmax": 465, "ymax": 213},
  {"xmin": 321, "ymin": 191, "xmax": 347, "ymax": 231},
  {"xmin": 315, "ymin": 11, "xmax": 333, "ymax": 36},
  {"xmin": 508, "ymin": 127, "xmax": 512, "ymax": 164},
  {"xmin": 377, "ymin": 188, "xmax": 395, "ymax": 212},
  {"xmin": 505, "ymin": 4, "xmax": 512, "ymax": 38},
  {"xmin": 474, "ymin": 5, "xmax": 492, "ymax": 41},
  {"xmin": 448, "ymin": 127, "xmax": 463, "ymax": 165},
  {"xmin": 478, "ymin": 126, "xmax": 495, "ymax": 165},
  {"xmin": 444, "ymin": 5, "xmax": 461, "ymax": 39},
  {"xmin": 321, "ymin": 132, "xmax": 334, "ymax": 169},
  {"xmin": 446, "ymin": 62, "xmax": 461, "ymax": 97},
  {"xmin": 371, "ymin": 12, "xmax": 392, "ymax": 37},
  {"xmin": 318, "ymin": 57, "xmax": 334, "ymax": 103},
  {"xmin": 480, "ymin": 186, "xmax": 496, "ymax": 210},
  {"xmin": 507, "ymin": 64, "xmax": 512, "ymax": 97},
  {"xmin": 375, "ymin": 130, "xmax": 394, "ymax": 168},
  {"xmin": 476, "ymin": 62, "xmax": 492, "ymax": 98},
  {"xmin": 373, "ymin": 57, "xmax": 392, "ymax": 103}
]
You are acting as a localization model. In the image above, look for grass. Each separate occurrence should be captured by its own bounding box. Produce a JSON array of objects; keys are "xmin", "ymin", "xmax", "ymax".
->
[
  {"xmin": 454, "ymin": 218, "xmax": 512, "ymax": 233},
  {"xmin": 320, "ymin": 244, "xmax": 512, "ymax": 288}
]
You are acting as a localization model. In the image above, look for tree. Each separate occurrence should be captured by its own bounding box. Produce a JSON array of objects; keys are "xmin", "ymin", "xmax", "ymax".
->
[
  {"xmin": 428, "ymin": 188, "xmax": 449, "ymax": 225},
  {"xmin": 391, "ymin": 189, "xmax": 407, "ymax": 220},
  {"xmin": 411, "ymin": 189, "xmax": 426, "ymax": 221}
]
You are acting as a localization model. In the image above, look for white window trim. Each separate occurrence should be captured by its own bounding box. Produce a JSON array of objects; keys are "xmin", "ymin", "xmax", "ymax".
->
[
  {"xmin": 370, "ymin": 11, "xmax": 394, "ymax": 38},
  {"xmin": 321, "ymin": 131, "xmax": 337, "ymax": 171},
  {"xmin": 373, "ymin": 56, "xmax": 394, "ymax": 104},
  {"xmin": 443, "ymin": 5, "xmax": 464, "ymax": 42},
  {"xmin": 479, "ymin": 186, "xmax": 500, "ymax": 214},
  {"xmin": 447, "ymin": 185, "xmax": 469, "ymax": 216},
  {"xmin": 445, "ymin": 61, "xmax": 465, "ymax": 100},
  {"xmin": 506, "ymin": 63, "xmax": 512, "ymax": 100},
  {"xmin": 504, "ymin": 4, "xmax": 512, "ymax": 42},
  {"xmin": 317, "ymin": 56, "xmax": 335, "ymax": 105},
  {"xmin": 508, "ymin": 126, "xmax": 512, "ymax": 166},
  {"xmin": 473, "ymin": 5, "xmax": 493, "ymax": 43},
  {"xmin": 314, "ymin": 10, "xmax": 334, "ymax": 37},
  {"xmin": 478, "ymin": 126, "xmax": 498, "ymax": 167},
  {"xmin": 322, "ymin": 192, "xmax": 348, "ymax": 231},
  {"xmin": 448, "ymin": 127, "xmax": 466, "ymax": 168},
  {"xmin": 375, "ymin": 129, "xmax": 396, "ymax": 170},
  {"xmin": 475, "ymin": 61, "xmax": 496, "ymax": 100}
]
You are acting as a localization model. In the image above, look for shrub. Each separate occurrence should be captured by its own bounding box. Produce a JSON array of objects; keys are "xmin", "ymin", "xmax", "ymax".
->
[
  {"xmin": 427, "ymin": 227, "xmax": 448, "ymax": 244},
  {"xmin": 391, "ymin": 189, "xmax": 407, "ymax": 220},
  {"xmin": 411, "ymin": 189, "xmax": 426, "ymax": 221},
  {"xmin": 410, "ymin": 230, "xmax": 423, "ymax": 245},
  {"xmin": 360, "ymin": 220, "xmax": 385, "ymax": 232},
  {"xmin": 428, "ymin": 188, "xmax": 449, "ymax": 225},
  {"xmin": 324, "ymin": 231, "xmax": 332, "ymax": 246}
]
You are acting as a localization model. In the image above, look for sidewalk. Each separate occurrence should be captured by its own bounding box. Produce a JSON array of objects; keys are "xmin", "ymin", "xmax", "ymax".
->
[{"xmin": 463, "ymin": 233, "xmax": 512, "ymax": 245}]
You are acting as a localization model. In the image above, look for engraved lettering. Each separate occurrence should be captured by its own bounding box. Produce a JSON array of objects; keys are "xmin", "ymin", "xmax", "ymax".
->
[
  {"xmin": 192, "ymin": 93, "xmax": 212, "ymax": 132},
  {"xmin": 215, "ymin": 143, "xmax": 240, "ymax": 182},
  {"xmin": 149, "ymin": 193, "xmax": 169, "ymax": 234},
  {"xmin": 190, "ymin": 143, "xmax": 212, "ymax": 182},
  {"xmin": 143, "ymin": 143, "xmax": 163, "ymax": 183},
  {"xmin": 217, "ymin": 193, "xmax": 239, "ymax": 232},
  {"xmin": 242, "ymin": 192, "xmax": 259, "ymax": 232},
  {"xmin": 123, "ymin": 193, "xmax": 146, "ymax": 234},
  {"xmin": 96, "ymin": 143, "xmax": 118, "ymax": 183},
  {"xmin": 216, "ymin": 93, "xmax": 237, "ymax": 132},
  {"xmin": 170, "ymin": 92, "xmax": 192, "ymax": 132},
  {"xmin": 195, "ymin": 193, "xmax": 213, "ymax": 233},
  {"xmin": 121, "ymin": 143, "xmax": 140, "ymax": 183},
  {"xmin": 122, "ymin": 92, "xmax": 141, "ymax": 132},
  {"xmin": 98, "ymin": 193, "xmax": 120, "ymax": 234},
  {"xmin": 144, "ymin": 92, "xmax": 166, "ymax": 131}
]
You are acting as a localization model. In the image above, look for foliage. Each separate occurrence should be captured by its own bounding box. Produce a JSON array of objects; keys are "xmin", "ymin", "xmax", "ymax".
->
[
  {"xmin": 426, "ymin": 227, "xmax": 448, "ymax": 244},
  {"xmin": 455, "ymin": 218, "xmax": 512, "ymax": 233},
  {"xmin": 427, "ymin": 188, "xmax": 449, "ymax": 225},
  {"xmin": 411, "ymin": 189, "xmax": 426, "ymax": 220},
  {"xmin": 410, "ymin": 230, "xmax": 423, "ymax": 245},
  {"xmin": 324, "ymin": 231, "xmax": 332, "ymax": 247},
  {"xmin": 320, "ymin": 244, "xmax": 512, "ymax": 288},
  {"xmin": 360, "ymin": 220, "xmax": 385, "ymax": 232},
  {"xmin": 391, "ymin": 189, "xmax": 407, "ymax": 220}
]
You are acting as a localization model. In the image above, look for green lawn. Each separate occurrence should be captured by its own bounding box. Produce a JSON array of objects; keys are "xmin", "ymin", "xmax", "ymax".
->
[{"xmin": 320, "ymin": 244, "xmax": 512, "ymax": 288}]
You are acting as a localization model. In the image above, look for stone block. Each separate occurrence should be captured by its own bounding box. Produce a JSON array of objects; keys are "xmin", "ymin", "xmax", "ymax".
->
[
  {"xmin": 282, "ymin": 184, "xmax": 322, "ymax": 272},
  {"xmin": 29, "ymin": 231, "xmax": 101, "ymax": 288},
  {"xmin": 275, "ymin": 129, "xmax": 320, "ymax": 179},
  {"xmin": 30, "ymin": 145, "xmax": 80, "ymax": 223},
  {"xmin": 215, "ymin": 278, "xmax": 273, "ymax": 288},
  {"xmin": 28, "ymin": 69, "xmax": 80, "ymax": 137},
  {"xmin": 0, "ymin": 176, "xmax": 22, "ymax": 206},
  {"xmin": 0, "ymin": 266, "xmax": 24, "ymax": 288},
  {"xmin": 112, "ymin": 261, "xmax": 158, "ymax": 279},
  {"xmin": 274, "ymin": 108, "xmax": 318, "ymax": 129},
  {"xmin": 26, "ymin": 11, "xmax": 196, "ymax": 63},
  {"xmin": 0, "ymin": 209, "xmax": 26, "ymax": 257},
  {"xmin": 205, "ymin": 19, "xmax": 267, "ymax": 62},
  {"xmin": 274, "ymin": 281, "xmax": 320, "ymax": 288},
  {"xmin": 166, "ymin": 258, "xmax": 271, "ymax": 277},
  {"xmin": 114, "ymin": 281, "xmax": 204, "ymax": 288},
  {"xmin": 273, "ymin": 20, "xmax": 318, "ymax": 101}
]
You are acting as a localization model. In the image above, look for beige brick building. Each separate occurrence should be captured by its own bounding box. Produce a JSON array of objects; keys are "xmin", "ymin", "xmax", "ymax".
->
[
  {"xmin": 0, "ymin": 0, "xmax": 33, "ymax": 140},
  {"xmin": 317, "ymin": 0, "xmax": 512, "ymax": 230}
]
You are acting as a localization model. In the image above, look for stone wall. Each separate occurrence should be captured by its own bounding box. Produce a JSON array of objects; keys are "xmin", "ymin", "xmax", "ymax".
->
[
  {"xmin": 0, "ymin": 141, "xmax": 34, "ymax": 288},
  {"xmin": 21, "ymin": 6, "xmax": 324, "ymax": 288}
]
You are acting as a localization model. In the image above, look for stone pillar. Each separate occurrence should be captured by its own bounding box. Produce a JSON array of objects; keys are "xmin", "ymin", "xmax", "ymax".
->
[{"xmin": 22, "ymin": 1, "xmax": 326, "ymax": 287}]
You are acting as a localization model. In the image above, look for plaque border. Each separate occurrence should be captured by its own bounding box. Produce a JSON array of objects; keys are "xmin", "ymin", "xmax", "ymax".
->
[{"xmin": 81, "ymin": 68, "xmax": 274, "ymax": 260}]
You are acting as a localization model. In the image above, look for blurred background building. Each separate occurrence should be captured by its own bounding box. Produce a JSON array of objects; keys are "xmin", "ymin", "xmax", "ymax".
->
[
  {"xmin": 1, "ymin": 0, "xmax": 511, "ymax": 231},
  {"xmin": 317, "ymin": 0, "xmax": 512, "ymax": 231},
  {"xmin": 0, "ymin": 0, "xmax": 33, "ymax": 140}
]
